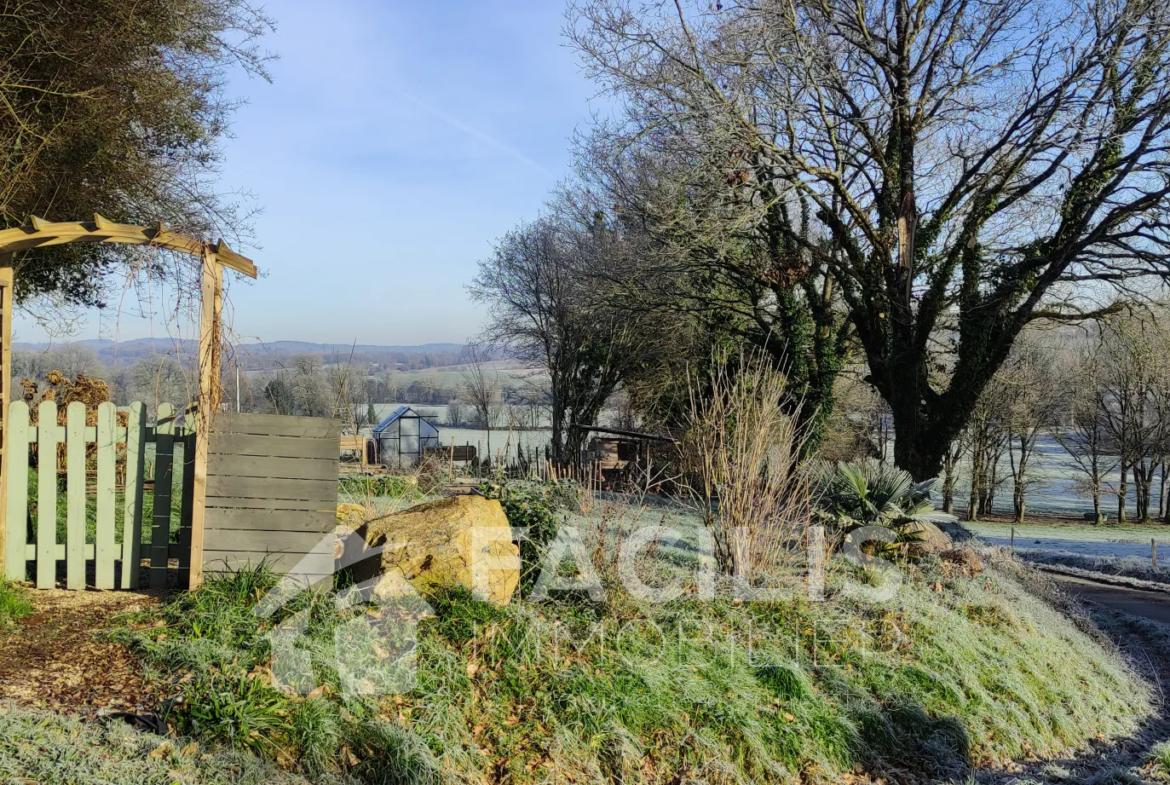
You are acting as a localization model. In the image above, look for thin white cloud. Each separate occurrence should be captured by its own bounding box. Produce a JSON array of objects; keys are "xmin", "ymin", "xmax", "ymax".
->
[{"xmin": 387, "ymin": 85, "xmax": 556, "ymax": 179}]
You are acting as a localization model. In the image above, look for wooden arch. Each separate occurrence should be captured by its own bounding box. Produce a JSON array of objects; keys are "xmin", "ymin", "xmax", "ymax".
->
[{"xmin": 0, "ymin": 215, "xmax": 258, "ymax": 588}]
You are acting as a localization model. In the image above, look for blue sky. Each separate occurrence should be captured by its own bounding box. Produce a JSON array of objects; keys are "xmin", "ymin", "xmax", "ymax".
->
[{"xmin": 16, "ymin": 0, "xmax": 596, "ymax": 346}]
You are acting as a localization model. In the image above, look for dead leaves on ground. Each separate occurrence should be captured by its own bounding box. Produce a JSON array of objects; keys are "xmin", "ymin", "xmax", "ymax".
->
[{"xmin": 0, "ymin": 587, "xmax": 157, "ymax": 717}]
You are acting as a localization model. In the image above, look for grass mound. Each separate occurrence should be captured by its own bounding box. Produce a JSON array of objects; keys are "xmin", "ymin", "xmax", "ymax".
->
[{"xmin": 107, "ymin": 514, "xmax": 1148, "ymax": 784}]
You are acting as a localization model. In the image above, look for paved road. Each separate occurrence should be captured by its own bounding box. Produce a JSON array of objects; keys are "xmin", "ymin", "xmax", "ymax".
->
[{"xmin": 1052, "ymin": 573, "xmax": 1170, "ymax": 624}]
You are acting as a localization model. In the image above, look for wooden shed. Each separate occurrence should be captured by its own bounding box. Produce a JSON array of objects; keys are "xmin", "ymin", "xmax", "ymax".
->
[{"xmin": 577, "ymin": 425, "xmax": 677, "ymax": 472}]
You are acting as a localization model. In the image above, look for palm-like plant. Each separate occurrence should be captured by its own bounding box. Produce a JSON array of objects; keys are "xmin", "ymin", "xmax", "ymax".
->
[{"xmin": 812, "ymin": 460, "xmax": 944, "ymax": 539}]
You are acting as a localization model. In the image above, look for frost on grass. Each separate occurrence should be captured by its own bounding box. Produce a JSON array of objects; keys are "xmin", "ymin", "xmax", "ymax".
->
[
  {"xmin": 0, "ymin": 704, "xmax": 338, "ymax": 785},
  {"xmin": 104, "ymin": 501, "xmax": 1152, "ymax": 784}
]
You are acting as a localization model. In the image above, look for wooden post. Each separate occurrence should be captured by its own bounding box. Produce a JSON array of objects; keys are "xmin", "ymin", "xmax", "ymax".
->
[
  {"xmin": 1010, "ymin": 526, "xmax": 1015, "ymax": 555},
  {"xmin": 449, "ymin": 436, "xmax": 455, "ymax": 480},
  {"xmin": 0, "ymin": 262, "xmax": 12, "ymax": 574},
  {"xmin": 188, "ymin": 249, "xmax": 222, "ymax": 589}
]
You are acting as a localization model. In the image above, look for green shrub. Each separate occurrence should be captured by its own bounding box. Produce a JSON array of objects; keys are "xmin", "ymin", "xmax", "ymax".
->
[{"xmin": 476, "ymin": 478, "xmax": 568, "ymax": 591}]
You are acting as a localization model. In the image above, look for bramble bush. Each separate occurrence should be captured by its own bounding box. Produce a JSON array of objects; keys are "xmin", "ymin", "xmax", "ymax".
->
[{"xmin": 476, "ymin": 478, "xmax": 576, "ymax": 591}]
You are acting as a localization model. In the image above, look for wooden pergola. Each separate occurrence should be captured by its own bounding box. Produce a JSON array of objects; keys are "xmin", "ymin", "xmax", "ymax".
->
[{"xmin": 0, "ymin": 215, "xmax": 257, "ymax": 588}]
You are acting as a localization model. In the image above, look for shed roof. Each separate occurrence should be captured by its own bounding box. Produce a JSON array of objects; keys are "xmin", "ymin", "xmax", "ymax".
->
[
  {"xmin": 372, "ymin": 406, "xmax": 440, "ymax": 437},
  {"xmin": 573, "ymin": 424, "xmax": 677, "ymax": 443}
]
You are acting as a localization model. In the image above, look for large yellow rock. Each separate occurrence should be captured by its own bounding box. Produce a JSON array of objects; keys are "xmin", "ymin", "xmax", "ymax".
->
[{"xmin": 353, "ymin": 496, "xmax": 520, "ymax": 605}]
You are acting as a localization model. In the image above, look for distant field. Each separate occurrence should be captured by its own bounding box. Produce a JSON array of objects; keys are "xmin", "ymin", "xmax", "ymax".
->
[
  {"xmin": 964, "ymin": 520, "xmax": 1170, "ymax": 543},
  {"xmin": 385, "ymin": 361, "xmax": 546, "ymax": 392},
  {"xmin": 963, "ymin": 519, "xmax": 1170, "ymax": 563}
]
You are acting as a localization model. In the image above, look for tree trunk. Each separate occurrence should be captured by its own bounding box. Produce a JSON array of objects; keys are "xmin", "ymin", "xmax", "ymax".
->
[
  {"xmin": 1013, "ymin": 485, "xmax": 1026, "ymax": 523},
  {"xmin": 890, "ymin": 398, "xmax": 953, "ymax": 481},
  {"xmin": 966, "ymin": 449, "xmax": 982, "ymax": 521},
  {"xmin": 1161, "ymin": 461, "xmax": 1169, "ymax": 522},
  {"xmin": 1135, "ymin": 461, "xmax": 1157, "ymax": 522},
  {"xmin": 1118, "ymin": 458, "xmax": 1129, "ymax": 523},
  {"xmin": 550, "ymin": 397, "xmax": 565, "ymax": 468},
  {"xmin": 1012, "ymin": 438, "xmax": 1028, "ymax": 523}
]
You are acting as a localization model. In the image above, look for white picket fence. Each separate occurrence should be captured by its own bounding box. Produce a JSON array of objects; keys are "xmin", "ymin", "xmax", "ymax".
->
[{"xmin": 2, "ymin": 400, "xmax": 194, "ymax": 590}]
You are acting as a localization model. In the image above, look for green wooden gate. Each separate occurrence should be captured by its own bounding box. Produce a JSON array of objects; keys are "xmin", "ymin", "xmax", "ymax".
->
[{"xmin": 1, "ymin": 400, "xmax": 194, "ymax": 590}]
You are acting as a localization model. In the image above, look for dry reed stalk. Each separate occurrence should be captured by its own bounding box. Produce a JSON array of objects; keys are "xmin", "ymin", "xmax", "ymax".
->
[{"xmin": 682, "ymin": 349, "xmax": 810, "ymax": 578}]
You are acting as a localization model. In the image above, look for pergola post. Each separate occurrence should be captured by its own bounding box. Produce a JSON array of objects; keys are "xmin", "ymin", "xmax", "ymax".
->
[
  {"xmin": 188, "ymin": 248, "xmax": 223, "ymax": 590},
  {"xmin": 0, "ymin": 260, "xmax": 12, "ymax": 575}
]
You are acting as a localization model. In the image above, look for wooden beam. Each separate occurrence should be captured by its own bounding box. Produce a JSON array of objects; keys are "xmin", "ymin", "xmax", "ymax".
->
[
  {"xmin": 0, "ymin": 218, "xmax": 257, "ymax": 279},
  {"xmin": 188, "ymin": 250, "xmax": 223, "ymax": 590},
  {"xmin": 213, "ymin": 240, "xmax": 258, "ymax": 278},
  {"xmin": 0, "ymin": 261, "xmax": 11, "ymax": 576}
]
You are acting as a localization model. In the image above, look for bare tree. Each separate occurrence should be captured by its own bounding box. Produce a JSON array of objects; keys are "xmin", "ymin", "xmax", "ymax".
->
[
  {"xmin": 471, "ymin": 201, "xmax": 644, "ymax": 467},
  {"xmin": 460, "ymin": 343, "xmax": 502, "ymax": 459},
  {"xmin": 289, "ymin": 354, "xmax": 329, "ymax": 418},
  {"xmin": 571, "ymin": 0, "xmax": 1170, "ymax": 479},
  {"xmin": 1002, "ymin": 337, "xmax": 1062, "ymax": 521},
  {"xmin": 1052, "ymin": 342, "xmax": 1119, "ymax": 524},
  {"xmin": 124, "ymin": 355, "xmax": 192, "ymax": 408},
  {"xmin": 965, "ymin": 376, "xmax": 1012, "ymax": 520},
  {"xmin": 1096, "ymin": 312, "xmax": 1170, "ymax": 521},
  {"xmin": 941, "ymin": 432, "xmax": 969, "ymax": 517},
  {"xmin": 44, "ymin": 343, "xmax": 102, "ymax": 380}
]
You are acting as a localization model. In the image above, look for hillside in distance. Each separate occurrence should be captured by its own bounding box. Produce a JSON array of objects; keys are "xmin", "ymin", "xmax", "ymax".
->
[{"xmin": 13, "ymin": 338, "xmax": 470, "ymax": 371}]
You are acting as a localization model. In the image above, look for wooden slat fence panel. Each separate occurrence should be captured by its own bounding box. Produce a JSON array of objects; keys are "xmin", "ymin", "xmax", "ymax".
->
[
  {"xmin": 210, "ymin": 433, "xmax": 337, "ymax": 460},
  {"xmin": 66, "ymin": 402, "xmax": 86, "ymax": 589},
  {"xmin": 150, "ymin": 403, "xmax": 176, "ymax": 590},
  {"xmin": 37, "ymin": 401, "xmax": 58, "ymax": 589},
  {"xmin": 121, "ymin": 402, "xmax": 147, "ymax": 589},
  {"xmin": 178, "ymin": 421, "xmax": 196, "ymax": 587},
  {"xmin": 95, "ymin": 402, "xmax": 117, "ymax": 589},
  {"xmin": 2, "ymin": 399, "xmax": 192, "ymax": 590},
  {"xmin": 2, "ymin": 402, "xmax": 27, "ymax": 580},
  {"xmin": 203, "ymin": 414, "xmax": 340, "ymax": 583}
]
